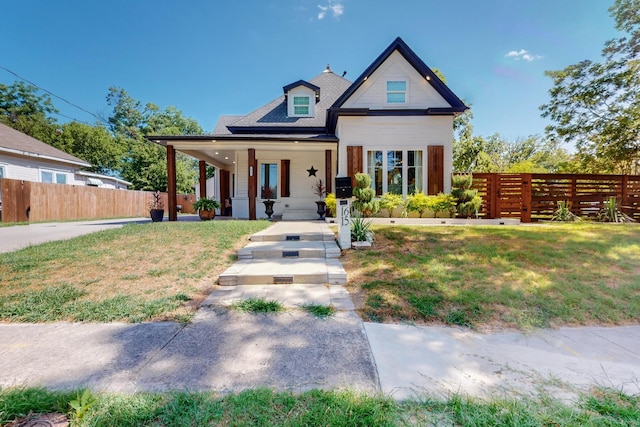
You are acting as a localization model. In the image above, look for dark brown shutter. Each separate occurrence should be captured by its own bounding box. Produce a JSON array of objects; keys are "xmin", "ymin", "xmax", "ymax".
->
[
  {"xmin": 281, "ymin": 159, "xmax": 290, "ymax": 197},
  {"xmin": 427, "ymin": 145, "xmax": 444, "ymax": 195},
  {"xmin": 346, "ymin": 145, "xmax": 363, "ymax": 188},
  {"xmin": 325, "ymin": 150, "xmax": 332, "ymax": 194}
]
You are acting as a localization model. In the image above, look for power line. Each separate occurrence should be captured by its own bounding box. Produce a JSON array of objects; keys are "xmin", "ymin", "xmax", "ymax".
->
[{"xmin": 0, "ymin": 64, "xmax": 109, "ymax": 126}]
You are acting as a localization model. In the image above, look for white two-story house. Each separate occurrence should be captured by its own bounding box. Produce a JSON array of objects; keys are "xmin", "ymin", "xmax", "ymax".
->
[{"xmin": 149, "ymin": 37, "xmax": 468, "ymax": 220}]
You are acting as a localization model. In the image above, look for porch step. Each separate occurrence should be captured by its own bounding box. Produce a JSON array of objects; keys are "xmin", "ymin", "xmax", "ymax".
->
[
  {"xmin": 238, "ymin": 241, "xmax": 340, "ymax": 260},
  {"xmin": 218, "ymin": 258, "xmax": 347, "ymax": 286},
  {"xmin": 250, "ymin": 221, "xmax": 335, "ymax": 242},
  {"xmin": 281, "ymin": 209, "xmax": 318, "ymax": 221}
]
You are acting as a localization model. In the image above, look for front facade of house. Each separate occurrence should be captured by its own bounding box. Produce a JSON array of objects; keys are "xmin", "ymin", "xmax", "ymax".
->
[{"xmin": 150, "ymin": 37, "xmax": 468, "ymax": 220}]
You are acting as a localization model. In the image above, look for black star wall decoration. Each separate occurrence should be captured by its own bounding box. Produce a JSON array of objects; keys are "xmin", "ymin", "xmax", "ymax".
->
[{"xmin": 307, "ymin": 166, "xmax": 318, "ymax": 177}]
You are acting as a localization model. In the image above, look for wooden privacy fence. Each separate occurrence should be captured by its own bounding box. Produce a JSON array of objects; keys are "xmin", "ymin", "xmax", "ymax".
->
[
  {"xmin": 0, "ymin": 178, "xmax": 196, "ymax": 223},
  {"xmin": 467, "ymin": 173, "xmax": 640, "ymax": 222}
]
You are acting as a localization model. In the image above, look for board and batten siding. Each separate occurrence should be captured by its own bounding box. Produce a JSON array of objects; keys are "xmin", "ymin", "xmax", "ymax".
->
[
  {"xmin": 336, "ymin": 115, "xmax": 453, "ymax": 193},
  {"xmin": 340, "ymin": 51, "xmax": 450, "ymax": 110},
  {"xmin": 231, "ymin": 147, "xmax": 336, "ymax": 219}
]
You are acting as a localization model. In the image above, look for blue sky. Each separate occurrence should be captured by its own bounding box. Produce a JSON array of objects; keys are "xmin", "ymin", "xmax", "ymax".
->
[{"xmin": 1, "ymin": 1, "xmax": 620, "ymax": 141}]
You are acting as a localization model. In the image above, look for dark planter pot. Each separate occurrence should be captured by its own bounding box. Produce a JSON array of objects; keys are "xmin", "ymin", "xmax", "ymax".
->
[
  {"xmin": 150, "ymin": 209, "xmax": 164, "ymax": 222},
  {"xmin": 198, "ymin": 209, "xmax": 216, "ymax": 221},
  {"xmin": 263, "ymin": 200, "xmax": 275, "ymax": 219},
  {"xmin": 315, "ymin": 201, "xmax": 326, "ymax": 220}
]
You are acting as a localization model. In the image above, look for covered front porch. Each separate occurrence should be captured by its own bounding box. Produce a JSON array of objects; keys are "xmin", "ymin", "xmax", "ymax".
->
[{"xmin": 149, "ymin": 135, "xmax": 338, "ymax": 221}]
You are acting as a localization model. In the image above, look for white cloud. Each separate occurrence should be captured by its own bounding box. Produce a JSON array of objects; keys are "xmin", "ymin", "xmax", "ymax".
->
[
  {"xmin": 505, "ymin": 49, "xmax": 543, "ymax": 62},
  {"xmin": 317, "ymin": 1, "xmax": 344, "ymax": 20}
]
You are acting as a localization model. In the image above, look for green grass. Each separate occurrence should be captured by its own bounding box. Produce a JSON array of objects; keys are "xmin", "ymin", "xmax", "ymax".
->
[
  {"xmin": 232, "ymin": 298, "xmax": 285, "ymax": 314},
  {"xmin": 344, "ymin": 223, "xmax": 640, "ymax": 329},
  {"xmin": 302, "ymin": 304, "xmax": 336, "ymax": 318},
  {"xmin": 0, "ymin": 220, "xmax": 270, "ymax": 323},
  {"xmin": 1, "ymin": 386, "xmax": 637, "ymax": 426}
]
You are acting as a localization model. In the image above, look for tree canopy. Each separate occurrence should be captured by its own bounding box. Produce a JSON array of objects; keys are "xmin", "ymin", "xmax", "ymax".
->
[{"xmin": 540, "ymin": 0, "xmax": 640, "ymax": 174}]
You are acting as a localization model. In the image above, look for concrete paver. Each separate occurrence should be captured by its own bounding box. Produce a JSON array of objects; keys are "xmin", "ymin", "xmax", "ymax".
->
[{"xmin": 365, "ymin": 323, "xmax": 640, "ymax": 401}]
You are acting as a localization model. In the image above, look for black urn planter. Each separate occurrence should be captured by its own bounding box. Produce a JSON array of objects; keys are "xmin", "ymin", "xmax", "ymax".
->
[
  {"xmin": 315, "ymin": 201, "xmax": 326, "ymax": 220},
  {"xmin": 263, "ymin": 200, "xmax": 275, "ymax": 219},
  {"xmin": 150, "ymin": 209, "xmax": 164, "ymax": 222}
]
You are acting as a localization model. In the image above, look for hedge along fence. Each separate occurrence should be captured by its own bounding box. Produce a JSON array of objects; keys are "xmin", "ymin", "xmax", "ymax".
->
[
  {"xmin": 0, "ymin": 178, "xmax": 196, "ymax": 223},
  {"xmin": 467, "ymin": 173, "xmax": 640, "ymax": 222}
]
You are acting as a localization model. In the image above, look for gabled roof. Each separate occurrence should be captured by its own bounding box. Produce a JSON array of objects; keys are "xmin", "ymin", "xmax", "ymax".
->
[
  {"xmin": 282, "ymin": 80, "xmax": 321, "ymax": 101},
  {"xmin": 0, "ymin": 123, "xmax": 90, "ymax": 167},
  {"xmin": 330, "ymin": 37, "xmax": 468, "ymax": 112},
  {"xmin": 216, "ymin": 71, "xmax": 351, "ymax": 135}
]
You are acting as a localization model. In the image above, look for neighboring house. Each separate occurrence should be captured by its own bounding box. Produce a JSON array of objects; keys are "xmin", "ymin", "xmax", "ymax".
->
[
  {"xmin": 0, "ymin": 123, "xmax": 130, "ymax": 192},
  {"xmin": 0, "ymin": 122, "xmax": 91, "ymax": 186},
  {"xmin": 149, "ymin": 37, "xmax": 468, "ymax": 220},
  {"xmin": 76, "ymin": 171, "xmax": 131, "ymax": 190}
]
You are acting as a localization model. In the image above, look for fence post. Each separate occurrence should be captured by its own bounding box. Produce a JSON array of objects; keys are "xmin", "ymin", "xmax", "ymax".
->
[
  {"xmin": 521, "ymin": 174, "xmax": 532, "ymax": 223},
  {"xmin": 492, "ymin": 173, "xmax": 500, "ymax": 218}
]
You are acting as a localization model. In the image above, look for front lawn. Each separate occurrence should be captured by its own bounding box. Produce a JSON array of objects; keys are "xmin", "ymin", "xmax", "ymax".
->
[
  {"xmin": 343, "ymin": 223, "xmax": 640, "ymax": 330},
  {"xmin": 0, "ymin": 221, "xmax": 270, "ymax": 323}
]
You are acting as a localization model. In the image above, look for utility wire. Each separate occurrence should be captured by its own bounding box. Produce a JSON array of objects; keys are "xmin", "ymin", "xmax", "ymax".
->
[{"xmin": 0, "ymin": 64, "xmax": 109, "ymax": 126}]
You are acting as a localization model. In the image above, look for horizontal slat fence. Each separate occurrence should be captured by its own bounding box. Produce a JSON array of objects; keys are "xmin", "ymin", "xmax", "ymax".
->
[
  {"xmin": 465, "ymin": 173, "xmax": 640, "ymax": 222},
  {"xmin": 0, "ymin": 178, "xmax": 196, "ymax": 223}
]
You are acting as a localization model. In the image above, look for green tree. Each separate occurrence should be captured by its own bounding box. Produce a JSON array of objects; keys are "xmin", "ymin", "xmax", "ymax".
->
[
  {"xmin": 540, "ymin": 0, "xmax": 640, "ymax": 174},
  {"xmin": 51, "ymin": 122, "xmax": 122, "ymax": 174},
  {"xmin": 106, "ymin": 87, "xmax": 202, "ymax": 192},
  {"xmin": 0, "ymin": 81, "xmax": 58, "ymax": 141}
]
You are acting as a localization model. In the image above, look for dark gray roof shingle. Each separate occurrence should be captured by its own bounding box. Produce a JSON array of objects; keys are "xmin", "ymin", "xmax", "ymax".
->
[{"xmin": 213, "ymin": 71, "xmax": 351, "ymax": 134}]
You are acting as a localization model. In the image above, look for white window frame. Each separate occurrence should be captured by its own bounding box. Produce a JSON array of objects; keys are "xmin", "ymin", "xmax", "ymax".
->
[
  {"xmin": 292, "ymin": 95, "xmax": 310, "ymax": 116},
  {"xmin": 0, "ymin": 165, "xmax": 5, "ymax": 179},
  {"xmin": 41, "ymin": 170, "xmax": 68, "ymax": 184},
  {"xmin": 386, "ymin": 80, "xmax": 407, "ymax": 104},
  {"xmin": 366, "ymin": 149, "xmax": 424, "ymax": 197}
]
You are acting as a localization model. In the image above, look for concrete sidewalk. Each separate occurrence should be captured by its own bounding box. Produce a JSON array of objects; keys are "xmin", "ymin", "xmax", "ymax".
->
[
  {"xmin": 365, "ymin": 323, "xmax": 640, "ymax": 401},
  {"xmin": 0, "ymin": 306, "xmax": 378, "ymax": 394}
]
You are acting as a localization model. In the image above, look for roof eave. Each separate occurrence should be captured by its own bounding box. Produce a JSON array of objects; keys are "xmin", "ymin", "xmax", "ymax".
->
[{"xmin": 0, "ymin": 146, "xmax": 91, "ymax": 168}]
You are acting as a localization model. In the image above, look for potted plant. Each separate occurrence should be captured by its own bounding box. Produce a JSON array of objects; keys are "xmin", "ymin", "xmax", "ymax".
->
[
  {"xmin": 313, "ymin": 179, "xmax": 327, "ymax": 219},
  {"xmin": 148, "ymin": 191, "xmax": 165, "ymax": 222},
  {"xmin": 193, "ymin": 196, "xmax": 220, "ymax": 221}
]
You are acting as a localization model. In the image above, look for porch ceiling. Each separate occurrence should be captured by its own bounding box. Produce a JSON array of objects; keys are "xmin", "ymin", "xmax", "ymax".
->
[{"xmin": 149, "ymin": 138, "xmax": 337, "ymax": 169}]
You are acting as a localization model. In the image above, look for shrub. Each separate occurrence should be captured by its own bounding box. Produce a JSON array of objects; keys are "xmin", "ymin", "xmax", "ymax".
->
[
  {"xmin": 452, "ymin": 174, "xmax": 482, "ymax": 218},
  {"xmin": 352, "ymin": 173, "xmax": 379, "ymax": 217},
  {"xmin": 379, "ymin": 193, "xmax": 403, "ymax": 218},
  {"xmin": 405, "ymin": 192, "xmax": 432, "ymax": 218},
  {"xmin": 351, "ymin": 214, "xmax": 374, "ymax": 242},
  {"xmin": 325, "ymin": 193, "xmax": 336, "ymax": 217},
  {"xmin": 551, "ymin": 200, "xmax": 581, "ymax": 222},
  {"xmin": 431, "ymin": 193, "xmax": 457, "ymax": 218},
  {"xmin": 597, "ymin": 196, "xmax": 634, "ymax": 223}
]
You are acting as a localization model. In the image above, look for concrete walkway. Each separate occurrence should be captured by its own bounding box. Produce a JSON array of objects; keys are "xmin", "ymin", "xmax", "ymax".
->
[{"xmin": 0, "ymin": 219, "xmax": 638, "ymax": 403}]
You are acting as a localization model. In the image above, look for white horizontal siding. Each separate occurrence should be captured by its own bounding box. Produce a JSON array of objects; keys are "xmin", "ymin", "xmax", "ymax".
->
[
  {"xmin": 341, "ymin": 51, "xmax": 450, "ymax": 109},
  {"xmin": 0, "ymin": 153, "xmax": 78, "ymax": 183}
]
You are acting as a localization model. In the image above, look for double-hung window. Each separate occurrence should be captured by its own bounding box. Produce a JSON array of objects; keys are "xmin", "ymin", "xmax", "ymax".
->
[
  {"xmin": 386, "ymin": 81, "xmax": 406, "ymax": 104},
  {"xmin": 293, "ymin": 96, "xmax": 310, "ymax": 116}
]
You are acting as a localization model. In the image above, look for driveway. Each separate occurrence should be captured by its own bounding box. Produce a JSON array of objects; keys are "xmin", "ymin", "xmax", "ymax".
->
[{"xmin": 0, "ymin": 218, "xmax": 156, "ymax": 253}]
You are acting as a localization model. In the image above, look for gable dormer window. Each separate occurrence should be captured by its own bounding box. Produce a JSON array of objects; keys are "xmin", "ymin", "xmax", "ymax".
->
[
  {"xmin": 387, "ymin": 80, "xmax": 406, "ymax": 104},
  {"xmin": 293, "ymin": 96, "xmax": 310, "ymax": 115}
]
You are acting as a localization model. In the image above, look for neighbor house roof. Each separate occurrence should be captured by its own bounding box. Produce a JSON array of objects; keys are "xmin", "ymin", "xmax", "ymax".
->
[
  {"xmin": 216, "ymin": 69, "xmax": 352, "ymax": 135},
  {"xmin": 0, "ymin": 123, "xmax": 91, "ymax": 167}
]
